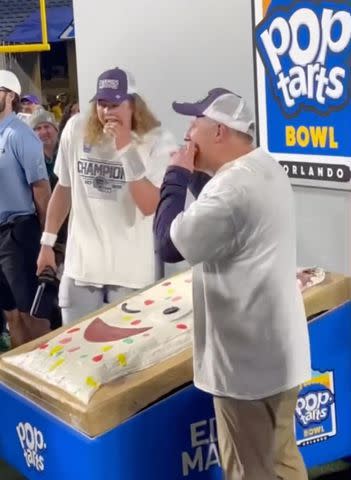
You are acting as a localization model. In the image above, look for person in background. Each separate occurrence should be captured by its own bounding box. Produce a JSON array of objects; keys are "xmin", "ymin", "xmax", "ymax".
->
[
  {"xmin": 37, "ymin": 67, "xmax": 177, "ymax": 325},
  {"xmin": 29, "ymin": 110, "xmax": 60, "ymax": 187},
  {"xmin": 58, "ymin": 100, "xmax": 80, "ymax": 137},
  {"xmin": 50, "ymin": 99, "xmax": 63, "ymax": 122},
  {"xmin": 20, "ymin": 95, "xmax": 42, "ymax": 114},
  {"xmin": 0, "ymin": 70, "xmax": 51, "ymax": 347},
  {"xmin": 51, "ymin": 92, "xmax": 70, "ymax": 122},
  {"xmin": 29, "ymin": 110, "xmax": 67, "ymax": 330},
  {"xmin": 154, "ymin": 88, "xmax": 310, "ymax": 480}
]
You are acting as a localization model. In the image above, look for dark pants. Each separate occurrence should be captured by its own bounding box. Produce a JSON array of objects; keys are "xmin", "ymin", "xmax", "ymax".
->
[
  {"xmin": 0, "ymin": 215, "xmax": 41, "ymax": 313},
  {"xmin": 0, "ymin": 309, "xmax": 5, "ymax": 333}
]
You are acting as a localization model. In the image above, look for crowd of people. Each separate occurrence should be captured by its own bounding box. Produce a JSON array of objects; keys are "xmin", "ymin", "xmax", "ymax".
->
[{"xmin": 0, "ymin": 67, "xmax": 310, "ymax": 480}]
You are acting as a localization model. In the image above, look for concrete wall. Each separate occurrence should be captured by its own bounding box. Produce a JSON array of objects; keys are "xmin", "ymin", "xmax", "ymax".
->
[{"xmin": 73, "ymin": 0, "xmax": 350, "ymax": 274}]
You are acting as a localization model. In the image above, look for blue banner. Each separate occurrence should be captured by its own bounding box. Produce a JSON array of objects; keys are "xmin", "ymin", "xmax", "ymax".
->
[
  {"xmin": 253, "ymin": 0, "xmax": 351, "ymax": 188},
  {"xmin": 6, "ymin": 6, "xmax": 74, "ymax": 43},
  {"xmin": 0, "ymin": 384, "xmax": 222, "ymax": 480}
]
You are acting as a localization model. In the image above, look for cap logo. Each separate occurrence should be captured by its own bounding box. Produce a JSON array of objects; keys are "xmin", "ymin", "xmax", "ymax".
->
[{"xmin": 99, "ymin": 79, "xmax": 119, "ymax": 90}]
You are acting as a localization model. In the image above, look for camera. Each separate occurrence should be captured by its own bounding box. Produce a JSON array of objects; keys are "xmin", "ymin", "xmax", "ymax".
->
[{"xmin": 30, "ymin": 267, "xmax": 59, "ymax": 319}]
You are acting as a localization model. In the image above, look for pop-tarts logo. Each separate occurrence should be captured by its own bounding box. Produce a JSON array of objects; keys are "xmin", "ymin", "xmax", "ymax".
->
[
  {"xmin": 296, "ymin": 387, "xmax": 334, "ymax": 427},
  {"xmin": 256, "ymin": 1, "xmax": 351, "ymax": 116},
  {"xmin": 16, "ymin": 421, "xmax": 47, "ymax": 471},
  {"xmin": 295, "ymin": 369, "xmax": 337, "ymax": 447}
]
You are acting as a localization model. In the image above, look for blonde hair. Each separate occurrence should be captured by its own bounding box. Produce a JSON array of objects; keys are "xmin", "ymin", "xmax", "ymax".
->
[{"xmin": 84, "ymin": 94, "xmax": 161, "ymax": 145}]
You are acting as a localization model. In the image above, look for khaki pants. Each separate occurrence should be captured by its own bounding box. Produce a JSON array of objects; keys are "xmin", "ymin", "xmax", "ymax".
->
[{"xmin": 213, "ymin": 387, "xmax": 308, "ymax": 480}]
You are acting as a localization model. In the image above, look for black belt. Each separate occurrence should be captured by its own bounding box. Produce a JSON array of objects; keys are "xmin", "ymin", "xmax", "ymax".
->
[{"xmin": 0, "ymin": 214, "xmax": 36, "ymax": 232}]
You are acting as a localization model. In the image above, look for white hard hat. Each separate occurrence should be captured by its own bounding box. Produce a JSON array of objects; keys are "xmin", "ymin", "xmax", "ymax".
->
[{"xmin": 0, "ymin": 70, "xmax": 21, "ymax": 96}]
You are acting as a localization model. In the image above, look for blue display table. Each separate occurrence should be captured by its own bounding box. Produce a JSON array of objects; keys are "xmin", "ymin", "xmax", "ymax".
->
[
  {"xmin": 0, "ymin": 301, "xmax": 350, "ymax": 479},
  {"xmin": 296, "ymin": 301, "xmax": 351, "ymax": 468}
]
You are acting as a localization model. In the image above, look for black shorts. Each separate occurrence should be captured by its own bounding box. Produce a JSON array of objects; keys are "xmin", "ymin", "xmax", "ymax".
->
[{"xmin": 0, "ymin": 215, "xmax": 41, "ymax": 313}]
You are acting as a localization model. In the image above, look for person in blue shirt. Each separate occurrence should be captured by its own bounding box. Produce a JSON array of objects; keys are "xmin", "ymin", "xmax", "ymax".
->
[{"xmin": 0, "ymin": 70, "xmax": 51, "ymax": 347}]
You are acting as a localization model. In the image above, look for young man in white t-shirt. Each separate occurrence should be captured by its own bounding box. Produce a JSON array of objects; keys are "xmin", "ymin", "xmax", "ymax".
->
[
  {"xmin": 37, "ymin": 67, "xmax": 176, "ymax": 324},
  {"xmin": 154, "ymin": 88, "xmax": 311, "ymax": 480}
]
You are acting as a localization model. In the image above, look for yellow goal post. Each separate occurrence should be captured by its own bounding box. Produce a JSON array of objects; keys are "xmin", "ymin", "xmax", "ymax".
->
[{"xmin": 0, "ymin": 0, "xmax": 50, "ymax": 53}]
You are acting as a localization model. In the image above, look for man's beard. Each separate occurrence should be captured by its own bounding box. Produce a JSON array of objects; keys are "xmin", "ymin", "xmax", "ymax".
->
[
  {"xmin": 0, "ymin": 98, "xmax": 6, "ymax": 114},
  {"xmin": 43, "ymin": 139, "xmax": 56, "ymax": 149}
]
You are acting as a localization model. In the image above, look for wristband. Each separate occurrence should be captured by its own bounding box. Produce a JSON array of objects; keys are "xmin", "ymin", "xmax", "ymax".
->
[
  {"xmin": 40, "ymin": 232, "xmax": 57, "ymax": 247},
  {"xmin": 120, "ymin": 146, "xmax": 146, "ymax": 182}
]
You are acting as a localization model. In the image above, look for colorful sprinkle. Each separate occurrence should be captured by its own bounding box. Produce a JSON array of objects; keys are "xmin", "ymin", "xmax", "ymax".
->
[
  {"xmin": 177, "ymin": 324, "xmax": 188, "ymax": 330},
  {"xmin": 172, "ymin": 296, "xmax": 182, "ymax": 302},
  {"xmin": 50, "ymin": 345, "xmax": 64, "ymax": 356},
  {"xmin": 144, "ymin": 300, "xmax": 154, "ymax": 306},
  {"xmin": 49, "ymin": 358, "xmax": 65, "ymax": 372},
  {"xmin": 67, "ymin": 327, "xmax": 80, "ymax": 334},
  {"xmin": 86, "ymin": 376, "xmax": 100, "ymax": 389},
  {"xmin": 167, "ymin": 288, "xmax": 176, "ymax": 295},
  {"xmin": 80, "ymin": 354, "xmax": 88, "ymax": 359},
  {"xmin": 164, "ymin": 297, "xmax": 172, "ymax": 300},
  {"xmin": 123, "ymin": 338, "xmax": 134, "ymax": 345},
  {"xmin": 68, "ymin": 347, "xmax": 81, "ymax": 353},
  {"xmin": 101, "ymin": 345, "xmax": 113, "ymax": 353},
  {"xmin": 162, "ymin": 281, "xmax": 172, "ymax": 286},
  {"xmin": 122, "ymin": 315, "xmax": 133, "ymax": 321},
  {"xmin": 39, "ymin": 343, "xmax": 49, "ymax": 350},
  {"xmin": 131, "ymin": 320, "xmax": 141, "ymax": 326},
  {"xmin": 92, "ymin": 354, "xmax": 104, "ymax": 363},
  {"xmin": 117, "ymin": 354, "xmax": 127, "ymax": 367},
  {"xmin": 59, "ymin": 337, "xmax": 72, "ymax": 345}
]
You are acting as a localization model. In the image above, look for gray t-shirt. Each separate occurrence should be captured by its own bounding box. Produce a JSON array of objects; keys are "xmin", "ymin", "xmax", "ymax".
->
[{"xmin": 170, "ymin": 147, "xmax": 311, "ymax": 400}]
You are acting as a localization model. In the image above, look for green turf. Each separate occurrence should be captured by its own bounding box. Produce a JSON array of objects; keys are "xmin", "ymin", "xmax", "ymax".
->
[
  {"xmin": 309, "ymin": 461, "xmax": 351, "ymax": 479},
  {"xmin": 0, "ymin": 459, "xmax": 25, "ymax": 479},
  {"xmin": 1, "ymin": 459, "xmax": 351, "ymax": 479}
]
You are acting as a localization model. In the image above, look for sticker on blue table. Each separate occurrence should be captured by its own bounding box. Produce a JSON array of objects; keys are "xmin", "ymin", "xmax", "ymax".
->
[
  {"xmin": 295, "ymin": 369, "xmax": 337, "ymax": 447},
  {"xmin": 252, "ymin": 0, "xmax": 351, "ymax": 188},
  {"xmin": 16, "ymin": 421, "xmax": 47, "ymax": 472},
  {"xmin": 181, "ymin": 416, "xmax": 220, "ymax": 477}
]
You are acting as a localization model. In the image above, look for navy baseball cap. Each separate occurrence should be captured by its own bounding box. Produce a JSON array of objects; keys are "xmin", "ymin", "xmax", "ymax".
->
[
  {"xmin": 90, "ymin": 67, "xmax": 137, "ymax": 103},
  {"xmin": 173, "ymin": 88, "xmax": 255, "ymax": 138}
]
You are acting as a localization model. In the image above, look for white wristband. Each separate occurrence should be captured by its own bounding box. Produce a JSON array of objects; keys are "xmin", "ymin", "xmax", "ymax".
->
[
  {"xmin": 120, "ymin": 146, "xmax": 146, "ymax": 182},
  {"xmin": 40, "ymin": 232, "xmax": 57, "ymax": 247}
]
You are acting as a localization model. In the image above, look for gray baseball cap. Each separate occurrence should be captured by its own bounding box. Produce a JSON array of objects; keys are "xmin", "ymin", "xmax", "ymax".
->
[
  {"xmin": 28, "ymin": 109, "xmax": 58, "ymax": 131},
  {"xmin": 173, "ymin": 88, "xmax": 255, "ymax": 138}
]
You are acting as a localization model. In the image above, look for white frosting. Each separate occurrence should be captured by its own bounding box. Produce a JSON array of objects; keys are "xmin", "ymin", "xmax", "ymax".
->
[{"xmin": 5, "ymin": 271, "xmax": 193, "ymax": 404}]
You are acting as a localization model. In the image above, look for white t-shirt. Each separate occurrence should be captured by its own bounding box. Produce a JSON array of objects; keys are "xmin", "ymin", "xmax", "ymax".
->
[
  {"xmin": 55, "ymin": 114, "xmax": 177, "ymax": 288},
  {"xmin": 170, "ymin": 147, "xmax": 311, "ymax": 400}
]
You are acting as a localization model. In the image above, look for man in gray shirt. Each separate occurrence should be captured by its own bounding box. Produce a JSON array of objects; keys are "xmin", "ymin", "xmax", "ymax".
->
[{"xmin": 154, "ymin": 88, "xmax": 310, "ymax": 480}]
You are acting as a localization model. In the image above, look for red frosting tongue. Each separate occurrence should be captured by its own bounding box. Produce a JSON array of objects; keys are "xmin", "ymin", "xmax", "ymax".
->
[{"xmin": 84, "ymin": 317, "xmax": 152, "ymax": 343}]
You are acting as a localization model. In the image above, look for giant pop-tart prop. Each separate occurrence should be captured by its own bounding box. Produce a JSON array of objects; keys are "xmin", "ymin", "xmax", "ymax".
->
[{"xmin": 0, "ymin": 269, "xmax": 350, "ymax": 479}]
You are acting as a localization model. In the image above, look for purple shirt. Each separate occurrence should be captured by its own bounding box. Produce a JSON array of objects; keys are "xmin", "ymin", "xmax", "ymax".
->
[{"xmin": 154, "ymin": 166, "xmax": 211, "ymax": 263}]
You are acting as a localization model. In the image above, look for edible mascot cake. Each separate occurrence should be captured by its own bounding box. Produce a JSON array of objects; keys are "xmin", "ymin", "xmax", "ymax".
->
[{"xmin": 5, "ymin": 271, "xmax": 193, "ymax": 404}]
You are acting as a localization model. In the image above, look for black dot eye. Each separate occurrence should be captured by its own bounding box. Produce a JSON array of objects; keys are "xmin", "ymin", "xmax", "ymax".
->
[
  {"xmin": 163, "ymin": 306, "xmax": 180, "ymax": 315},
  {"xmin": 121, "ymin": 303, "xmax": 141, "ymax": 314}
]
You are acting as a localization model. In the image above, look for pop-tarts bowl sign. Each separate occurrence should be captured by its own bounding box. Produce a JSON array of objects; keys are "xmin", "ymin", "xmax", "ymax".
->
[
  {"xmin": 253, "ymin": 0, "xmax": 351, "ymax": 186},
  {"xmin": 295, "ymin": 369, "xmax": 337, "ymax": 447}
]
